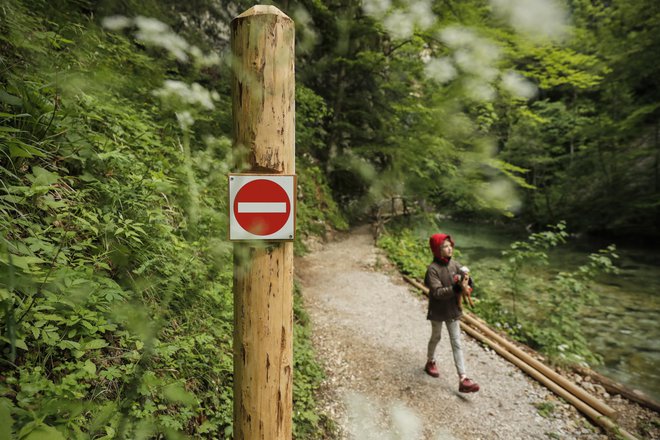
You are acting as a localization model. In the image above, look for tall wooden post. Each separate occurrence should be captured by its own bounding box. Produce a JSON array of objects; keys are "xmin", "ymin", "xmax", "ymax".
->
[{"xmin": 231, "ymin": 5, "xmax": 294, "ymax": 440}]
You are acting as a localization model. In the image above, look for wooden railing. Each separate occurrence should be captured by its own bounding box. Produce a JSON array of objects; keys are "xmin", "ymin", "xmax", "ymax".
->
[
  {"xmin": 403, "ymin": 275, "xmax": 643, "ymax": 440},
  {"xmin": 371, "ymin": 196, "xmax": 418, "ymax": 239}
]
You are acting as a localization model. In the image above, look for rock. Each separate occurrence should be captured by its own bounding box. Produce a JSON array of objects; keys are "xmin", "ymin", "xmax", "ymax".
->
[{"xmin": 582, "ymin": 382, "xmax": 596, "ymax": 393}]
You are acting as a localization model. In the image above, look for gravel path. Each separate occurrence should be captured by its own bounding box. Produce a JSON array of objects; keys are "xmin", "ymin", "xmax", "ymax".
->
[{"xmin": 296, "ymin": 226, "xmax": 608, "ymax": 440}]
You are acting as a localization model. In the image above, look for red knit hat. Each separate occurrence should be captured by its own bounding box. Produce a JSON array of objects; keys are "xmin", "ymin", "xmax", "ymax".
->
[{"xmin": 429, "ymin": 233, "xmax": 454, "ymax": 259}]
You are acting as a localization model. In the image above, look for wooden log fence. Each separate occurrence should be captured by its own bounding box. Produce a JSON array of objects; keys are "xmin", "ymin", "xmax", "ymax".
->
[
  {"xmin": 402, "ymin": 275, "xmax": 640, "ymax": 440},
  {"xmin": 461, "ymin": 312, "xmax": 615, "ymax": 418},
  {"xmin": 372, "ymin": 196, "xmax": 418, "ymax": 239},
  {"xmin": 572, "ymin": 365, "xmax": 660, "ymax": 414},
  {"xmin": 403, "ymin": 274, "xmax": 660, "ymax": 413}
]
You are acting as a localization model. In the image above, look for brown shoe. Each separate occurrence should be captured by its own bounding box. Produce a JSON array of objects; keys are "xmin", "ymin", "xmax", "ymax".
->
[
  {"xmin": 424, "ymin": 361, "xmax": 440, "ymax": 378},
  {"xmin": 459, "ymin": 377, "xmax": 480, "ymax": 393}
]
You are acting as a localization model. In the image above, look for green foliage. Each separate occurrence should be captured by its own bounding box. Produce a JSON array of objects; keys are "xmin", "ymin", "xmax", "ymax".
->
[
  {"xmin": 488, "ymin": 223, "xmax": 619, "ymax": 365},
  {"xmin": 292, "ymin": 0, "xmax": 660, "ymax": 238},
  {"xmin": 377, "ymin": 218, "xmax": 618, "ymax": 366},
  {"xmin": 295, "ymin": 86, "xmax": 348, "ymax": 253},
  {"xmin": 377, "ymin": 230, "xmax": 429, "ymax": 281},
  {"xmin": 498, "ymin": 0, "xmax": 660, "ymax": 238},
  {"xmin": 501, "ymin": 221, "xmax": 569, "ymax": 323},
  {"xmin": 527, "ymin": 244, "xmax": 619, "ymax": 365},
  {"xmin": 521, "ymin": 43, "xmax": 607, "ymax": 90},
  {"xmin": 295, "ymin": 158, "xmax": 348, "ymax": 254},
  {"xmin": 0, "ymin": 0, "xmax": 337, "ymax": 438},
  {"xmin": 292, "ymin": 282, "xmax": 335, "ymax": 439},
  {"xmin": 296, "ymin": 85, "xmax": 330, "ymax": 159},
  {"xmin": 534, "ymin": 401, "xmax": 556, "ymax": 419}
]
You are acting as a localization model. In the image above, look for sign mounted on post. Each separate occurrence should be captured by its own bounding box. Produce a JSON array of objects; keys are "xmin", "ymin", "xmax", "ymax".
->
[{"xmin": 229, "ymin": 174, "xmax": 296, "ymax": 241}]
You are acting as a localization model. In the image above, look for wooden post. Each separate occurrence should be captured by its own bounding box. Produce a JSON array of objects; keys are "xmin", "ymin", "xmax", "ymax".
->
[{"xmin": 231, "ymin": 6, "xmax": 295, "ymax": 440}]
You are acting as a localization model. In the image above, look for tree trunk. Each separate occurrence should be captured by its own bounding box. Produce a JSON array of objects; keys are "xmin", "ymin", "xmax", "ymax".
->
[{"xmin": 231, "ymin": 6, "xmax": 295, "ymax": 439}]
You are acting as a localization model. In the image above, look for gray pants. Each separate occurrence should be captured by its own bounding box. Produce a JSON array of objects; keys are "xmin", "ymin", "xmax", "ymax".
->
[{"xmin": 427, "ymin": 319, "xmax": 466, "ymax": 377}]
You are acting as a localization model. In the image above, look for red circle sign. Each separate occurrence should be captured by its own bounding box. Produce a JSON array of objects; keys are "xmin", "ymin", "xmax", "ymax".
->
[{"xmin": 233, "ymin": 179, "xmax": 291, "ymax": 236}]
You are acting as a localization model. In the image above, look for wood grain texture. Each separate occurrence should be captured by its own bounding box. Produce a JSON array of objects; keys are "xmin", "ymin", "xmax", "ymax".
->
[
  {"xmin": 233, "ymin": 245, "xmax": 293, "ymax": 440},
  {"xmin": 231, "ymin": 5, "xmax": 295, "ymax": 440},
  {"xmin": 231, "ymin": 5, "xmax": 295, "ymax": 174}
]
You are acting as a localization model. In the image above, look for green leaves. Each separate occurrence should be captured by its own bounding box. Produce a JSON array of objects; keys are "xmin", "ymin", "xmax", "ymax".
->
[
  {"xmin": 7, "ymin": 140, "xmax": 48, "ymax": 159},
  {"xmin": 378, "ymin": 219, "xmax": 617, "ymax": 367},
  {"xmin": 27, "ymin": 167, "xmax": 59, "ymax": 188},
  {"xmin": 162, "ymin": 382, "xmax": 196, "ymax": 406},
  {"xmin": 378, "ymin": 230, "xmax": 429, "ymax": 281},
  {"xmin": 19, "ymin": 424, "xmax": 66, "ymax": 440},
  {"xmin": 524, "ymin": 44, "xmax": 607, "ymax": 90},
  {"xmin": 497, "ymin": 223, "xmax": 619, "ymax": 365},
  {"xmin": 0, "ymin": 398, "xmax": 13, "ymax": 439}
]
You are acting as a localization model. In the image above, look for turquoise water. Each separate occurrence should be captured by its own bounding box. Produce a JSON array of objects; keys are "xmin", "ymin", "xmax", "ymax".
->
[{"xmin": 418, "ymin": 219, "xmax": 660, "ymax": 403}]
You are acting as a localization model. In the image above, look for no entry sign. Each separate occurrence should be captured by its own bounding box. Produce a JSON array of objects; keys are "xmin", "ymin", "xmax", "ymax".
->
[{"xmin": 229, "ymin": 174, "xmax": 296, "ymax": 240}]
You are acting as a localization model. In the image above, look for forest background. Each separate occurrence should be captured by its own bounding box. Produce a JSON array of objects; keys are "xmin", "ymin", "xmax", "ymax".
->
[{"xmin": 1, "ymin": 0, "xmax": 658, "ymax": 438}]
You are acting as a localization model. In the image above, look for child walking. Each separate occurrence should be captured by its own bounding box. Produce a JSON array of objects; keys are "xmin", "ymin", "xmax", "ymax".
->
[{"xmin": 424, "ymin": 233, "xmax": 480, "ymax": 393}]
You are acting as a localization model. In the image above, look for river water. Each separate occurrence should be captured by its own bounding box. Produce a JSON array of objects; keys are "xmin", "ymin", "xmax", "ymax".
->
[{"xmin": 419, "ymin": 219, "xmax": 660, "ymax": 403}]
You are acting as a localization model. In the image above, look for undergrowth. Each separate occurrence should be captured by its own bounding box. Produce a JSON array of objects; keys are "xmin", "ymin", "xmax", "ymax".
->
[
  {"xmin": 0, "ymin": 1, "xmax": 343, "ymax": 438},
  {"xmin": 377, "ymin": 216, "xmax": 618, "ymax": 367}
]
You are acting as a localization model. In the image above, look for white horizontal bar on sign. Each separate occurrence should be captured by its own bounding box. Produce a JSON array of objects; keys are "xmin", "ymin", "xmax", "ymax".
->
[{"xmin": 237, "ymin": 202, "xmax": 287, "ymax": 213}]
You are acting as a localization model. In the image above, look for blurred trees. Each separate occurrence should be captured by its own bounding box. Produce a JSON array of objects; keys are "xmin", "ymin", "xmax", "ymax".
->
[
  {"xmin": 92, "ymin": 0, "xmax": 658, "ymax": 238},
  {"xmin": 498, "ymin": 0, "xmax": 660, "ymax": 237},
  {"xmin": 287, "ymin": 0, "xmax": 660, "ymax": 239}
]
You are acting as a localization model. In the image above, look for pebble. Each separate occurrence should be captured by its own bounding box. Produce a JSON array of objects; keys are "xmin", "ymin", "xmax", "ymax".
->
[
  {"xmin": 582, "ymin": 382, "xmax": 596, "ymax": 393},
  {"xmin": 298, "ymin": 227, "xmax": 655, "ymax": 440}
]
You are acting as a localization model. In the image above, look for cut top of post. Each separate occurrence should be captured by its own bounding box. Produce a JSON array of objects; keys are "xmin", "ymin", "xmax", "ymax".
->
[{"xmin": 235, "ymin": 5, "xmax": 292, "ymax": 20}]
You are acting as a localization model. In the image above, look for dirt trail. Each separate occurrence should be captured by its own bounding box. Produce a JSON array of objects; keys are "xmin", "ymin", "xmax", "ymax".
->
[{"xmin": 296, "ymin": 226, "xmax": 607, "ymax": 440}]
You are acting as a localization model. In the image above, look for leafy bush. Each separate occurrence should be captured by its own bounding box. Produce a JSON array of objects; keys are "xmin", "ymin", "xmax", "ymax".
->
[
  {"xmin": 377, "ymin": 217, "xmax": 618, "ymax": 366},
  {"xmin": 0, "ymin": 1, "xmax": 338, "ymax": 438},
  {"xmin": 293, "ymin": 282, "xmax": 336, "ymax": 439},
  {"xmin": 377, "ymin": 230, "xmax": 429, "ymax": 281}
]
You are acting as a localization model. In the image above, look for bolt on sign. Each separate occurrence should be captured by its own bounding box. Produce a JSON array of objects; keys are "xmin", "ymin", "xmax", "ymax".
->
[{"xmin": 228, "ymin": 174, "xmax": 296, "ymax": 240}]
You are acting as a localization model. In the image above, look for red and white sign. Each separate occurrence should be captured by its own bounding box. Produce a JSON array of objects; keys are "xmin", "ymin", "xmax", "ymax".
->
[{"xmin": 229, "ymin": 174, "xmax": 296, "ymax": 240}]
